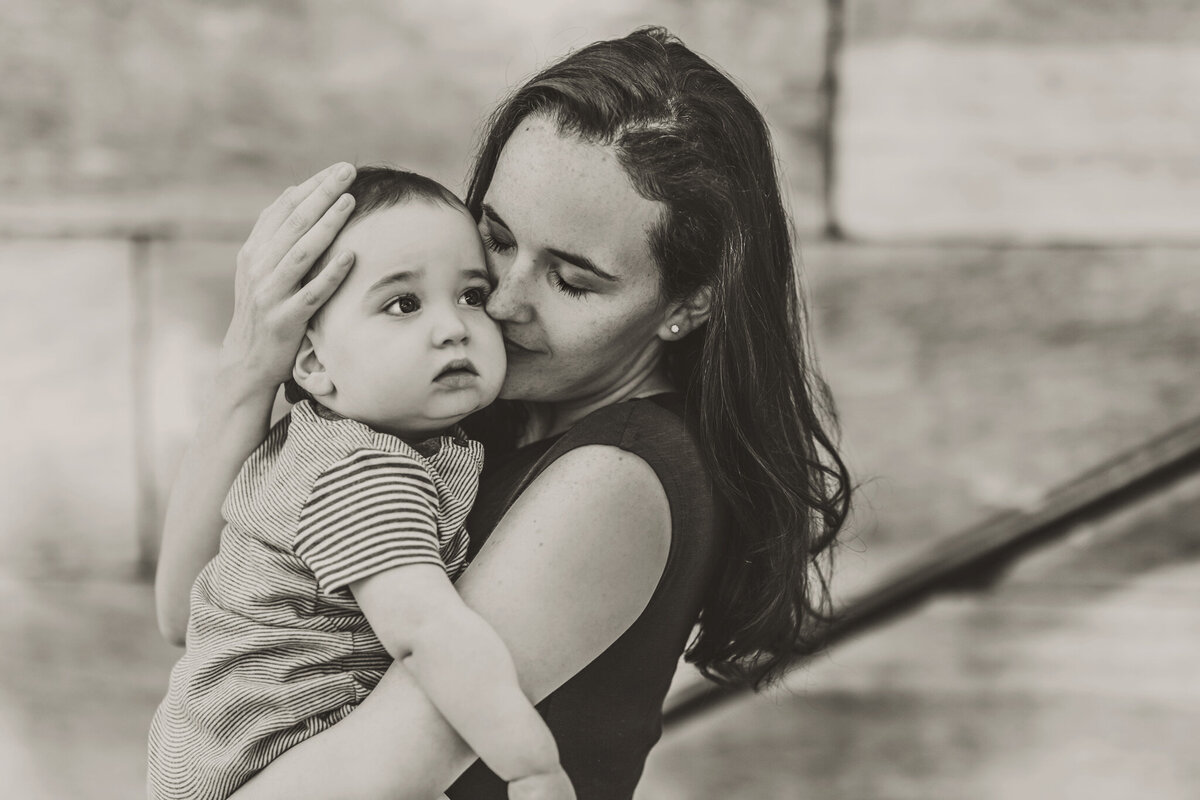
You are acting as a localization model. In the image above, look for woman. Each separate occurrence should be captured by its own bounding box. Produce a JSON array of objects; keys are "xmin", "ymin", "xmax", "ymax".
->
[{"xmin": 155, "ymin": 26, "xmax": 850, "ymax": 800}]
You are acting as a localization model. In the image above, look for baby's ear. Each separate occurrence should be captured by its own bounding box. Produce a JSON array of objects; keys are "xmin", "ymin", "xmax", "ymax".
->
[{"xmin": 293, "ymin": 333, "xmax": 335, "ymax": 397}]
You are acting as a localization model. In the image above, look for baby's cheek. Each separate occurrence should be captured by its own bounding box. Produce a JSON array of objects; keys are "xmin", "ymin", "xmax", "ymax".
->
[{"xmin": 481, "ymin": 326, "xmax": 508, "ymax": 390}]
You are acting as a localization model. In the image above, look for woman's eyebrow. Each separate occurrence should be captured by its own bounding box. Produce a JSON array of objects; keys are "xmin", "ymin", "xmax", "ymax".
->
[
  {"xmin": 480, "ymin": 203, "xmax": 508, "ymax": 229},
  {"xmin": 482, "ymin": 203, "xmax": 617, "ymax": 283}
]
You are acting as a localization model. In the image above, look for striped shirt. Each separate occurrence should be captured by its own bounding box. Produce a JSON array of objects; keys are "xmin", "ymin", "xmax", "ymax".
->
[{"xmin": 148, "ymin": 400, "xmax": 483, "ymax": 800}]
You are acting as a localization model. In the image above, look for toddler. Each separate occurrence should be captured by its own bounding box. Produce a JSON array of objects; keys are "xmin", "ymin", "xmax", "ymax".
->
[{"xmin": 149, "ymin": 167, "xmax": 573, "ymax": 800}]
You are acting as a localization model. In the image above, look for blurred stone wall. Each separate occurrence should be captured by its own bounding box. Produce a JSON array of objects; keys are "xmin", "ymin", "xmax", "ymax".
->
[
  {"xmin": 2, "ymin": 0, "xmax": 1198, "ymax": 591},
  {"xmin": 0, "ymin": 0, "xmax": 824, "ymax": 230}
]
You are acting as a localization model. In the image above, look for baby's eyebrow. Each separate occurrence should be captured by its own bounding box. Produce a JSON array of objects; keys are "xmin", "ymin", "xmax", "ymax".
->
[
  {"xmin": 461, "ymin": 268, "xmax": 490, "ymax": 282},
  {"xmin": 367, "ymin": 270, "xmax": 423, "ymax": 293}
]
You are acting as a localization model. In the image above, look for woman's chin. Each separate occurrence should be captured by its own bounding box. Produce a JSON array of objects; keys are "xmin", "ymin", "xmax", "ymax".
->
[{"xmin": 496, "ymin": 370, "xmax": 546, "ymax": 402}]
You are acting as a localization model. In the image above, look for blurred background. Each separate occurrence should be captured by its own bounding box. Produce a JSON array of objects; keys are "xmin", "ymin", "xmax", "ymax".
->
[{"xmin": 3, "ymin": 1, "xmax": 1199, "ymax": 797}]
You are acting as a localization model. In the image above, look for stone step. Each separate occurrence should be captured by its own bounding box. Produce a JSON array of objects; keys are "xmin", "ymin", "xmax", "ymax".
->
[{"xmin": 643, "ymin": 460, "xmax": 1200, "ymax": 799}]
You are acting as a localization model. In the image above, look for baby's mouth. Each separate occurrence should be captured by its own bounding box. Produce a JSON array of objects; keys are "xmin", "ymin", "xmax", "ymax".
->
[{"xmin": 435, "ymin": 359, "xmax": 479, "ymax": 380}]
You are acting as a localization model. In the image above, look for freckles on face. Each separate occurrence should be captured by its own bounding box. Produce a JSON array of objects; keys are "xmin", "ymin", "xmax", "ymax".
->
[{"xmin": 480, "ymin": 116, "xmax": 671, "ymax": 403}]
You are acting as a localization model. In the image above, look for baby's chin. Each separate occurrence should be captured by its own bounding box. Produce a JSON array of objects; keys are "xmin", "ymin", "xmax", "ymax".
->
[{"xmin": 373, "ymin": 401, "xmax": 495, "ymax": 440}]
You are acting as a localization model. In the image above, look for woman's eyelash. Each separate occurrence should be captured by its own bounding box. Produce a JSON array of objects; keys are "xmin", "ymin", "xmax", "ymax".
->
[
  {"xmin": 479, "ymin": 226, "xmax": 587, "ymax": 299},
  {"xmin": 481, "ymin": 232, "xmax": 514, "ymax": 253},
  {"xmin": 551, "ymin": 271, "xmax": 589, "ymax": 298}
]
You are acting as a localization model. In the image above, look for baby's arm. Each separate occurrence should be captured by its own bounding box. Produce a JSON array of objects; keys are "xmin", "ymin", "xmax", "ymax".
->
[
  {"xmin": 291, "ymin": 448, "xmax": 573, "ymax": 799},
  {"xmin": 351, "ymin": 566, "xmax": 574, "ymax": 800}
]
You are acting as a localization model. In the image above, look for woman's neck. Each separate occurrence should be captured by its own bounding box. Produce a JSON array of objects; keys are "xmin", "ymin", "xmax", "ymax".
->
[{"xmin": 516, "ymin": 366, "xmax": 674, "ymax": 447}]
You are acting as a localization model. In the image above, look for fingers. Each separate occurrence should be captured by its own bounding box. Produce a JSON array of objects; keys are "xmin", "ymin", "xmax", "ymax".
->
[
  {"xmin": 243, "ymin": 164, "xmax": 342, "ymax": 257},
  {"xmin": 266, "ymin": 164, "xmax": 339, "ymax": 227},
  {"xmin": 282, "ymin": 250, "xmax": 355, "ymax": 322},
  {"xmin": 269, "ymin": 191, "xmax": 357, "ymax": 297},
  {"xmin": 258, "ymin": 163, "xmax": 358, "ymax": 271}
]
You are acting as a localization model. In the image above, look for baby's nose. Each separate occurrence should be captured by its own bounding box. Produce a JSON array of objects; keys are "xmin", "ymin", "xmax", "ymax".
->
[{"xmin": 433, "ymin": 308, "xmax": 470, "ymax": 346}]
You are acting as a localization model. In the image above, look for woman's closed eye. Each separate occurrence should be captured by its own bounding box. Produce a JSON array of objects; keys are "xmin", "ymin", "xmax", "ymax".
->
[
  {"xmin": 384, "ymin": 294, "xmax": 421, "ymax": 315},
  {"xmin": 479, "ymin": 216, "xmax": 588, "ymax": 298},
  {"xmin": 481, "ymin": 231, "xmax": 514, "ymax": 255},
  {"xmin": 550, "ymin": 270, "xmax": 589, "ymax": 299},
  {"xmin": 478, "ymin": 209, "xmax": 515, "ymax": 255}
]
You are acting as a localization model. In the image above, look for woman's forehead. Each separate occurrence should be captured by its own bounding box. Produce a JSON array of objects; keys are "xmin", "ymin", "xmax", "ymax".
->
[{"xmin": 488, "ymin": 117, "xmax": 663, "ymax": 277}]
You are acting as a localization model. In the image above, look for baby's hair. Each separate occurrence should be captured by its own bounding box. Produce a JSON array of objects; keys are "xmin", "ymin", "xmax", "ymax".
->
[
  {"xmin": 339, "ymin": 165, "xmax": 467, "ymax": 220},
  {"xmin": 283, "ymin": 166, "xmax": 470, "ymax": 405}
]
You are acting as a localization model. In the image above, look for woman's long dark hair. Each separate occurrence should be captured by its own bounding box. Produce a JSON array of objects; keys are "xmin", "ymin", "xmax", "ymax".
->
[{"xmin": 465, "ymin": 27, "xmax": 851, "ymax": 688}]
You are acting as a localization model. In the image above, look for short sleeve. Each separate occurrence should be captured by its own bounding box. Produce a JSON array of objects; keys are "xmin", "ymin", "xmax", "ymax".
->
[{"xmin": 295, "ymin": 449, "xmax": 443, "ymax": 594}]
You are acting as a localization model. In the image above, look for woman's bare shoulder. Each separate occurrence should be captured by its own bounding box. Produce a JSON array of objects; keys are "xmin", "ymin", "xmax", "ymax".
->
[
  {"xmin": 455, "ymin": 444, "xmax": 671, "ymax": 700},
  {"xmin": 477, "ymin": 443, "xmax": 671, "ymax": 599},
  {"xmin": 516, "ymin": 442, "xmax": 672, "ymax": 550}
]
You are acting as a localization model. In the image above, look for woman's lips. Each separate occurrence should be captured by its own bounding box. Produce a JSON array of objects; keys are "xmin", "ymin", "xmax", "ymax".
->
[{"xmin": 503, "ymin": 337, "xmax": 539, "ymax": 356}]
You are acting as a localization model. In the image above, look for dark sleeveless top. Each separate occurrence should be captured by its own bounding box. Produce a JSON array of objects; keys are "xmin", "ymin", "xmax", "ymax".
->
[{"xmin": 446, "ymin": 394, "xmax": 725, "ymax": 800}]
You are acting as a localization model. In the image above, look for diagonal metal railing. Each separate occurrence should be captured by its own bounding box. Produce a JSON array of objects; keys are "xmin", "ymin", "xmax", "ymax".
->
[{"xmin": 663, "ymin": 412, "xmax": 1200, "ymax": 728}]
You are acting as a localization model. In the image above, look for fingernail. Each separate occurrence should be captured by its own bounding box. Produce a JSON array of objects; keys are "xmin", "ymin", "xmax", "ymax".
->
[
  {"xmin": 336, "ymin": 164, "xmax": 354, "ymax": 181},
  {"xmin": 335, "ymin": 251, "xmax": 352, "ymax": 265},
  {"xmin": 337, "ymin": 193, "xmax": 352, "ymax": 209}
]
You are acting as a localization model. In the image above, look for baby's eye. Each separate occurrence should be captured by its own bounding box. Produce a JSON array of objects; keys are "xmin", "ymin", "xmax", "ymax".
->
[
  {"xmin": 460, "ymin": 286, "xmax": 490, "ymax": 307},
  {"xmin": 384, "ymin": 294, "xmax": 421, "ymax": 315}
]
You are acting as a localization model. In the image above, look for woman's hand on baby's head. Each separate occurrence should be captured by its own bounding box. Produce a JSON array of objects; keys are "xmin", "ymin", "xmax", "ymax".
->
[{"xmin": 220, "ymin": 163, "xmax": 359, "ymax": 396}]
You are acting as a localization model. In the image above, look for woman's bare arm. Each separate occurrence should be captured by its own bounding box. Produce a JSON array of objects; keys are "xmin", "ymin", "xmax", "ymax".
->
[
  {"xmin": 154, "ymin": 163, "xmax": 359, "ymax": 643},
  {"xmin": 227, "ymin": 444, "xmax": 673, "ymax": 799},
  {"xmin": 154, "ymin": 385, "xmax": 276, "ymax": 644}
]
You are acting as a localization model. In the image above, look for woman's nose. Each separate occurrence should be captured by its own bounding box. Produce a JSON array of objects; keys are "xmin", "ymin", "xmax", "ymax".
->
[{"xmin": 484, "ymin": 260, "xmax": 534, "ymax": 324}]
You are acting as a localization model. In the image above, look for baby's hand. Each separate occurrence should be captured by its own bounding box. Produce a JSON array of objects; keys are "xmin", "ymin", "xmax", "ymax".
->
[{"xmin": 507, "ymin": 767, "xmax": 576, "ymax": 800}]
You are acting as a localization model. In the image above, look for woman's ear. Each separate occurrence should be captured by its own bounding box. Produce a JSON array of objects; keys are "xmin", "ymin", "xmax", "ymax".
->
[
  {"xmin": 658, "ymin": 285, "xmax": 713, "ymax": 341},
  {"xmin": 293, "ymin": 333, "xmax": 335, "ymax": 397}
]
